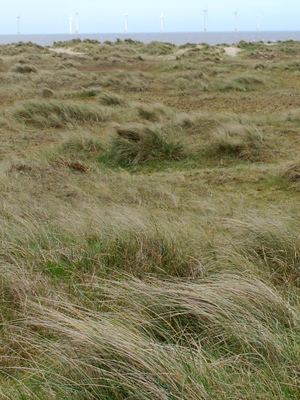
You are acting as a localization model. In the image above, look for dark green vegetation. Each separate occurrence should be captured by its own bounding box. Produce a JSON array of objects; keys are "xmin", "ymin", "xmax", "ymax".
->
[{"xmin": 1, "ymin": 38, "xmax": 300, "ymax": 399}]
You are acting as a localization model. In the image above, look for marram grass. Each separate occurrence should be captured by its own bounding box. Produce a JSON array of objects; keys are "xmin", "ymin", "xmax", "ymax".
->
[{"xmin": 0, "ymin": 39, "xmax": 300, "ymax": 399}]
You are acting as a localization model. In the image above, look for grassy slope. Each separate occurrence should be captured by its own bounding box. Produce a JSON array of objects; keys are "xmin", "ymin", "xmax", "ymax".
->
[{"xmin": 0, "ymin": 39, "xmax": 300, "ymax": 399}]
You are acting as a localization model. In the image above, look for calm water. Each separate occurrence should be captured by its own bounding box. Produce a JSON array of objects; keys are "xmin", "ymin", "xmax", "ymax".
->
[{"xmin": 0, "ymin": 31, "xmax": 300, "ymax": 46}]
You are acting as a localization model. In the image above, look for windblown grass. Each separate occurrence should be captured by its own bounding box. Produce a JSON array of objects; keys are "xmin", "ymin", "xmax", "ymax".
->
[
  {"xmin": 10, "ymin": 63, "xmax": 38, "ymax": 74},
  {"xmin": 12, "ymin": 100, "xmax": 109, "ymax": 128},
  {"xmin": 279, "ymin": 161, "xmax": 300, "ymax": 182},
  {"xmin": 219, "ymin": 74, "xmax": 266, "ymax": 91},
  {"xmin": 110, "ymin": 124, "xmax": 187, "ymax": 166},
  {"xmin": 224, "ymin": 215, "xmax": 300, "ymax": 287},
  {"xmin": 1, "ymin": 272, "xmax": 299, "ymax": 399},
  {"xmin": 99, "ymin": 92, "xmax": 125, "ymax": 106},
  {"xmin": 0, "ymin": 39, "xmax": 300, "ymax": 400},
  {"xmin": 209, "ymin": 122, "xmax": 266, "ymax": 160},
  {"xmin": 137, "ymin": 102, "xmax": 170, "ymax": 121}
]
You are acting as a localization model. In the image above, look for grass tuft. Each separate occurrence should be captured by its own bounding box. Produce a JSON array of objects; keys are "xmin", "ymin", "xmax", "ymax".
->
[
  {"xmin": 137, "ymin": 102, "xmax": 170, "ymax": 122},
  {"xmin": 110, "ymin": 124, "xmax": 187, "ymax": 166},
  {"xmin": 219, "ymin": 74, "xmax": 266, "ymax": 91},
  {"xmin": 1, "ymin": 39, "xmax": 300, "ymax": 400},
  {"xmin": 11, "ymin": 64, "xmax": 38, "ymax": 73},
  {"xmin": 209, "ymin": 122, "xmax": 265, "ymax": 160},
  {"xmin": 279, "ymin": 161, "xmax": 300, "ymax": 182},
  {"xmin": 12, "ymin": 100, "xmax": 109, "ymax": 128},
  {"xmin": 99, "ymin": 92, "xmax": 125, "ymax": 106}
]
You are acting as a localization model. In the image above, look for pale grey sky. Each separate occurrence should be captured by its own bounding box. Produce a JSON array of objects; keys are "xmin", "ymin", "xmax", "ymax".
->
[{"xmin": 2, "ymin": 1, "xmax": 300, "ymax": 34}]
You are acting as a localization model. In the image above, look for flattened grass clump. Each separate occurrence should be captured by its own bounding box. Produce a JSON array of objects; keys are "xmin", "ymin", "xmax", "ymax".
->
[
  {"xmin": 56, "ymin": 158, "xmax": 88, "ymax": 173},
  {"xmin": 279, "ymin": 161, "xmax": 300, "ymax": 182},
  {"xmin": 12, "ymin": 100, "xmax": 108, "ymax": 128},
  {"xmin": 137, "ymin": 102, "xmax": 170, "ymax": 121},
  {"xmin": 286, "ymin": 108, "xmax": 300, "ymax": 122},
  {"xmin": 11, "ymin": 64, "xmax": 38, "ymax": 74},
  {"xmin": 59, "ymin": 134, "xmax": 103, "ymax": 160},
  {"xmin": 102, "ymin": 71, "xmax": 150, "ymax": 92},
  {"xmin": 63, "ymin": 89, "xmax": 99, "ymax": 99},
  {"xmin": 162, "ymin": 71, "xmax": 209, "ymax": 92},
  {"xmin": 173, "ymin": 112, "xmax": 217, "ymax": 137},
  {"xmin": 111, "ymin": 124, "xmax": 186, "ymax": 166},
  {"xmin": 99, "ymin": 92, "xmax": 125, "ymax": 106},
  {"xmin": 219, "ymin": 74, "xmax": 265, "ymax": 92},
  {"xmin": 210, "ymin": 122, "xmax": 265, "ymax": 160},
  {"xmin": 40, "ymin": 87, "xmax": 54, "ymax": 98}
]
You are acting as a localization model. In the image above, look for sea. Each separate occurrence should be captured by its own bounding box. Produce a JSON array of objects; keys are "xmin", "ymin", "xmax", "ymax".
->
[{"xmin": 0, "ymin": 31, "xmax": 300, "ymax": 47}]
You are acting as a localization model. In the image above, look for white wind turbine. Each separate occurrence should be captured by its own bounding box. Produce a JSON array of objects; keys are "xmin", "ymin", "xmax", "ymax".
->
[
  {"xmin": 17, "ymin": 15, "xmax": 21, "ymax": 35},
  {"xmin": 68, "ymin": 15, "xmax": 73, "ymax": 34},
  {"xmin": 203, "ymin": 6, "xmax": 208, "ymax": 33},
  {"xmin": 75, "ymin": 11, "xmax": 79, "ymax": 35},
  {"xmin": 160, "ymin": 12, "xmax": 164, "ymax": 33},
  {"xmin": 234, "ymin": 9, "xmax": 238, "ymax": 32},
  {"xmin": 125, "ymin": 12, "xmax": 128, "ymax": 33},
  {"xmin": 256, "ymin": 13, "xmax": 261, "ymax": 32}
]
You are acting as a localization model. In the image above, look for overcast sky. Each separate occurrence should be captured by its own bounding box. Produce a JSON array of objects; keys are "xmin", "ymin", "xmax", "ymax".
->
[{"xmin": 1, "ymin": 1, "xmax": 300, "ymax": 35}]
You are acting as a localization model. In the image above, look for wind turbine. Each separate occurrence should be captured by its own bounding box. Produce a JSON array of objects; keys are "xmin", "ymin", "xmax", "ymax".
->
[
  {"xmin": 17, "ymin": 15, "xmax": 21, "ymax": 36},
  {"xmin": 203, "ymin": 6, "xmax": 208, "ymax": 33},
  {"xmin": 160, "ymin": 12, "xmax": 164, "ymax": 33},
  {"xmin": 256, "ymin": 13, "xmax": 261, "ymax": 32},
  {"xmin": 68, "ymin": 15, "xmax": 73, "ymax": 35},
  {"xmin": 75, "ymin": 11, "xmax": 79, "ymax": 35},
  {"xmin": 125, "ymin": 12, "xmax": 128, "ymax": 34},
  {"xmin": 234, "ymin": 9, "xmax": 238, "ymax": 32}
]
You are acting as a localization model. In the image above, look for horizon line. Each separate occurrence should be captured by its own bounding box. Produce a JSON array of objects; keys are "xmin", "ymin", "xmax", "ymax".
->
[{"xmin": 1, "ymin": 29, "xmax": 300, "ymax": 36}]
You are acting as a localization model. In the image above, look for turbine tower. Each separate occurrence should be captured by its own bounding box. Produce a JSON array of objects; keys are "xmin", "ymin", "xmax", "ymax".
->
[
  {"xmin": 69, "ymin": 15, "xmax": 73, "ymax": 35},
  {"xmin": 256, "ymin": 13, "xmax": 261, "ymax": 32},
  {"xmin": 125, "ymin": 12, "xmax": 128, "ymax": 34},
  {"xmin": 160, "ymin": 12, "xmax": 164, "ymax": 33},
  {"xmin": 75, "ymin": 11, "xmax": 79, "ymax": 35},
  {"xmin": 17, "ymin": 15, "xmax": 21, "ymax": 36},
  {"xmin": 203, "ymin": 6, "xmax": 208, "ymax": 33},
  {"xmin": 234, "ymin": 9, "xmax": 238, "ymax": 32}
]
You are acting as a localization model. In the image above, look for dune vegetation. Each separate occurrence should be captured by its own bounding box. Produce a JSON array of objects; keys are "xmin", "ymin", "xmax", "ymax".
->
[{"xmin": 0, "ymin": 38, "xmax": 300, "ymax": 399}]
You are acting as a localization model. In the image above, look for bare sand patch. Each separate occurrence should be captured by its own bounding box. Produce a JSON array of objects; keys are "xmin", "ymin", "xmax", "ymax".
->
[{"xmin": 224, "ymin": 47, "xmax": 241, "ymax": 57}]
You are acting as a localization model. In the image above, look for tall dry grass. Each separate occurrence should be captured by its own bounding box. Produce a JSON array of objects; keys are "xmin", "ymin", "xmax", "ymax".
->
[
  {"xmin": 0, "ymin": 39, "xmax": 300, "ymax": 399},
  {"xmin": 11, "ymin": 100, "xmax": 109, "ymax": 128},
  {"xmin": 0, "ymin": 270, "xmax": 299, "ymax": 399}
]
